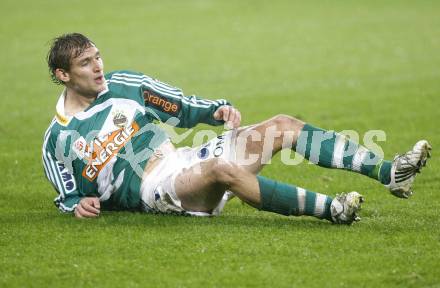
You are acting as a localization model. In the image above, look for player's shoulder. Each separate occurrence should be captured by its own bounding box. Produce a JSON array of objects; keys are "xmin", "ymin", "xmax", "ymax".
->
[
  {"xmin": 105, "ymin": 70, "xmax": 145, "ymax": 81},
  {"xmin": 42, "ymin": 117, "xmax": 61, "ymax": 150},
  {"xmin": 104, "ymin": 70, "xmax": 181, "ymax": 96},
  {"xmin": 105, "ymin": 70, "xmax": 150, "ymax": 92}
]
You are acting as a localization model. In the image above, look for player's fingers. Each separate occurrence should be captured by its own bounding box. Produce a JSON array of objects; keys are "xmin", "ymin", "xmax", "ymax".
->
[
  {"xmin": 74, "ymin": 207, "xmax": 83, "ymax": 219},
  {"xmin": 77, "ymin": 203, "xmax": 99, "ymax": 217},
  {"xmin": 233, "ymin": 111, "xmax": 241, "ymax": 128},
  {"xmin": 75, "ymin": 205, "xmax": 92, "ymax": 218},
  {"xmin": 222, "ymin": 106, "xmax": 230, "ymax": 122},
  {"xmin": 228, "ymin": 107, "xmax": 237, "ymax": 124},
  {"xmin": 81, "ymin": 201, "xmax": 100, "ymax": 215},
  {"xmin": 226, "ymin": 107, "xmax": 239, "ymax": 128},
  {"xmin": 91, "ymin": 198, "xmax": 101, "ymax": 210},
  {"xmin": 213, "ymin": 106, "xmax": 226, "ymax": 120}
]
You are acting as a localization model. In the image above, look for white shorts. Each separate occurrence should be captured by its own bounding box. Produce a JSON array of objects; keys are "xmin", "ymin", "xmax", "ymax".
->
[{"xmin": 140, "ymin": 130, "xmax": 237, "ymax": 216}]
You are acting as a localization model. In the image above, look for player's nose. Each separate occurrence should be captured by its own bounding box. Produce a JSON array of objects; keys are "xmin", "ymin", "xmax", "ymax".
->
[{"xmin": 93, "ymin": 59, "xmax": 103, "ymax": 72}]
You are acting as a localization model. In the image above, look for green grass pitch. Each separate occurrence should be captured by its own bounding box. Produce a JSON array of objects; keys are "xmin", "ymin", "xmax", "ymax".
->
[{"xmin": 1, "ymin": 0, "xmax": 439, "ymax": 287}]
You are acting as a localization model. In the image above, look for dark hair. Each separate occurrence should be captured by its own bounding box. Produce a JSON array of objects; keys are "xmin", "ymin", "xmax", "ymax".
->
[{"xmin": 47, "ymin": 33, "xmax": 95, "ymax": 85}]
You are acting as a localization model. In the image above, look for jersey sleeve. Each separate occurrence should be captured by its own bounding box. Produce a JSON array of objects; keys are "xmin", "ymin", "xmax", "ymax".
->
[
  {"xmin": 42, "ymin": 130, "xmax": 81, "ymax": 213},
  {"xmin": 140, "ymin": 76, "xmax": 231, "ymax": 128}
]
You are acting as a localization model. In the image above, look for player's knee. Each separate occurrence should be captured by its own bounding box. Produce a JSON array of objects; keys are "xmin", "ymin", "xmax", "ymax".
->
[
  {"xmin": 272, "ymin": 114, "xmax": 295, "ymax": 127},
  {"xmin": 271, "ymin": 114, "xmax": 304, "ymax": 132}
]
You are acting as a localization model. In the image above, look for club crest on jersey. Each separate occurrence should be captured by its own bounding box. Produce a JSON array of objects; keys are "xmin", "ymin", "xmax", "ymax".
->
[
  {"xmin": 72, "ymin": 137, "xmax": 87, "ymax": 159},
  {"xmin": 143, "ymin": 90, "xmax": 180, "ymax": 115},
  {"xmin": 81, "ymin": 121, "xmax": 140, "ymax": 181},
  {"xmin": 112, "ymin": 110, "xmax": 128, "ymax": 128}
]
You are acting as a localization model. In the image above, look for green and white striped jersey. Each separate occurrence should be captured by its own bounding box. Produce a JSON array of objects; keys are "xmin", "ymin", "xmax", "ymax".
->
[{"xmin": 42, "ymin": 70, "xmax": 229, "ymax": 213}]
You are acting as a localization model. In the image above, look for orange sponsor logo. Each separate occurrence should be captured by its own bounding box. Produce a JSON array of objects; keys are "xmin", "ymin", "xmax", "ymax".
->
[
  {"xmin": 143, "ymin": 91, "xmax": 180, "ymax": 114},
  {"xmin": 82, "ymin": 122, "xmax": 140, "ymax": 181}
]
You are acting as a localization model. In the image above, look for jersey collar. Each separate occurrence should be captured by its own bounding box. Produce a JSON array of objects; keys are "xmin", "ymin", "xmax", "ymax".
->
[
  {"xmin": 55, "ymin": 85, "xmax": 109, "ymax": 126},
  {"xmin": 55, "ymin": 90, "xmax": 71, "ymax": 126}
]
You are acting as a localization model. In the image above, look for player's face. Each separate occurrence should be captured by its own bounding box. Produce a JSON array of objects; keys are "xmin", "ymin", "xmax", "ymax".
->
[{"xmin": 66, "ymin": 45, "xmax": 106, "ymax": 97}]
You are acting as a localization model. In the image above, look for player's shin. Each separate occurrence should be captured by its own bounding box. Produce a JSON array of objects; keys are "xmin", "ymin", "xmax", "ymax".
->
[
  {"xmin": 256, "ymin": 176, "xmax": 363, "ymax": 224},
  {"xmin": 257, "ymin": 175, "xmax": 333, "ymax": 221},
  {"xmin": 293, "ymin": 124, "xmax": 392, "ymax": 185}
]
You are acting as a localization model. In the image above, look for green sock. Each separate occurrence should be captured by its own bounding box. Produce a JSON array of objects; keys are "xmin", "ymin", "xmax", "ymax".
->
[
  {"xmin": 257, "ymin": 175, "xmax": 333, "ymax": 221},
  {"xmin": 295, "ymin": 124, "xmax": 391, "ymax": 185}
]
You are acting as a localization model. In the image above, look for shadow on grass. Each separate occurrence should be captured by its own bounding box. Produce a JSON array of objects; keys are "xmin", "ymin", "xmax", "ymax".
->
[
  {"xmin": 1, "ymin": 209, "xmax": 342, "ymax": 232},
  {"xmin": 3, "ymin": 207, "xmax": 435, "ymax": 236}
]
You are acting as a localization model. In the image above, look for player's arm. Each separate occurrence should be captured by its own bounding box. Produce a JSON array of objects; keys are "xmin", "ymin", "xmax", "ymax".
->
[
  {"xmin": 42, "ymin": 139, "xmax": 99, "ymax": 217},
  {"xmin": 42, "ymin": 149, "xmax": 81, "ymax": 213},
  {"xmin": 44, "ymin": 159, "xmax": 100, "ymax": 218},
  {"xmin": 141, "ymin": 77, "xmax": 240, "ymax": 128}
]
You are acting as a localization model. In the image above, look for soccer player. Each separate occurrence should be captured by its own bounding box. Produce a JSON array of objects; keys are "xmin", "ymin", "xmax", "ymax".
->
[{"xmin": 43, "ymin": 33, "xmax": 431, "ymax": 224}]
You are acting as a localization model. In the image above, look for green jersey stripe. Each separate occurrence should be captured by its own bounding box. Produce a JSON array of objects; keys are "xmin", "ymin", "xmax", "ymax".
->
[
  {"xmin": 111, "ymin": 74, "xmax": 183, "ymax": 96},
  {"xmin": 42, "ymin": 153, "xmax": 56, "ymax": 190},
  {"xmin": 111, "ymin": 73, "xmax": 183, "ymax": 96},
  {"xmin": 109, "ymin": 73, "xmax": 229, "ymax": 108},
  {"xmin": 108, "ymin": 75, "xmax": 218, "ymax": 109},
  {"xmin": 42, "ymin": 119, "xmax": 60, "ymax": 193},
  {"xmin": 107, "ymin": 78, "xmax": 213, "ymax": 109},
  {"xmin": 112, "ymin": 72, "xmax": 182, "ymax": 93},
  {"xmin": 44, "ymin": 151, "xmax": 66, "ymax": 196},
  {"xmin": 55, "ymin": 195, "xmax": 76, "ymax": 212}
]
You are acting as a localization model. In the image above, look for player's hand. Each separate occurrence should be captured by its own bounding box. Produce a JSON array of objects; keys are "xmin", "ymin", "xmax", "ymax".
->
[
  {"xmin": 213, "ymin": 105, "xmax": 241, "ymax": 129},
  {"xmin": 74, "ymin": 197, "xmax": 101, "ymax": 219}
]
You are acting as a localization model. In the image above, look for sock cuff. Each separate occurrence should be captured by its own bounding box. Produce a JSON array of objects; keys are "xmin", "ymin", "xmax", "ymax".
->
[{"xmin": 302, "ymin": 123, "xmax": 321, "ymax": 131}]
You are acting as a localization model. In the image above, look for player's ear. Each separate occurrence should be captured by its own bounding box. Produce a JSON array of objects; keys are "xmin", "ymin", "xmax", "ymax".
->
[{"xmin": 55, "ymin": 68, "xmax": 70, "ymax": 83}]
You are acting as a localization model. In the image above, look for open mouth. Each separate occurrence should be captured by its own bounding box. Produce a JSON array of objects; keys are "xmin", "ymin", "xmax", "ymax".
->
[{"xmin": 94, "ymin": 75, "xmax": 104, "ymax": 84}]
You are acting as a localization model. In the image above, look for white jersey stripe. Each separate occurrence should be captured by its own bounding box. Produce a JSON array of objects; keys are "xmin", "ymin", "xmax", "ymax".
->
[
  {"xmin": 46, "ymin": 151, "xmax": 65, "ymax": 197},
  {"xmin": 42, "ymin": 119, "xmax": 58, "ymax": 191},
  {"xmin": 111, "ymin": 75, "xmax": 183, "ymax": 97},
  {"xmin": 111, "ymin": 73, "xmax": 182, "ymax": 94},
  {"xmin": 198, "ymin": 99, "xmax": 228, "ymax": 106},
  {"xmin": 108, "ymin": 78, "xmax": 185, "ymax": 102},
  {"xmin": 42, "ymin": 153, "xmax": 56, "ymax": 187},
  {"xmin": 109, "ymin": 74, "xmax": 225, "ymax": 109},
  {"xmin": 59, "ymin": 202, "xmax": 76, "ymax": 212},
  {"xmin": 111, "ymin": 72, "xmax": 181, "ymax": 92},
  {"xmin": 107, "ymin": 79, "xmax": 213, "ymax": 109}
]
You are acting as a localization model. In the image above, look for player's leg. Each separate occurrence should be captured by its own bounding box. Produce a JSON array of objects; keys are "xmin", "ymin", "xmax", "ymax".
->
[
  {"xmin": 293, "ymin": 121, "xmax": 431, "ymax": 198},
  {"xmin": 233, "ymin": 114, "xmax": 304, "ymax": 174},
  {"xmin": 174, "ymin": 158, "xmax": 363, "ymax": 224},
  {"xmin": 236, "ymin": 114, "xmax": 431, "ymax": 198}
]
